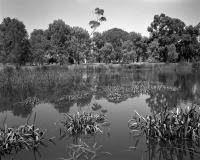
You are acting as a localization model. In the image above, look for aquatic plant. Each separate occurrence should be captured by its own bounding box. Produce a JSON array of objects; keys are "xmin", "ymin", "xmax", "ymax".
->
[
  {"xmin": 0, "ymin": 124, "xmax": 48, "ymax": 157},
  {"xmin": 0, "ymin": 114, "xmax": 53, "ymax": 158},
  {"xmin": 128, "ymin": 105, "xmax": 200, "ymax": 142},
  {"xmin": 60, "ymin": 139, "xmax": 112, "ymax": 160},
  {"xmin": 103, "ymin": 81, "xmax": 179, "ymax": 103},
  {"xmin": 57, "ymin": 112, "xmax": 108, "ymax": 137},
  {"xmin": 59, "ymin": 92, "xmax": 92, "ymax": 102},
  {"xmin": 0, "ymin": 66, "xmax": 76, "ymax": 91},
  {"xmin": 13, "ymin": 96, "xmax": 41, "ymax": 108}
]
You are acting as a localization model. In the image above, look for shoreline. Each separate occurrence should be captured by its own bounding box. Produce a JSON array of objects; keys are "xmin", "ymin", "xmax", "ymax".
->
[{"xmin": 0, "ymin": 62, "xmax": 196, "ymax": 73}]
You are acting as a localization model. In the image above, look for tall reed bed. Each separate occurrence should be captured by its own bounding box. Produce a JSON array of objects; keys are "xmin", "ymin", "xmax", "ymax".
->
[{"xmin": 0, "ymin": 66, "xmax": 79, "ymax": 91}]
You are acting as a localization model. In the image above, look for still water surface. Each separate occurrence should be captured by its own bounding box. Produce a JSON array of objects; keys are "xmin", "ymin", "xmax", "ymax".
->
[{"xmin": 1, "ymin": 68, "xmax": 200, "ymax": 160}]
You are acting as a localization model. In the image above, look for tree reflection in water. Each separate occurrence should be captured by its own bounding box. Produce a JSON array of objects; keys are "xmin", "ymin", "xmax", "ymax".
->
[
  {"xmin": 0, "ymin": 68, "xmax": 200, "ymax": 119},
  {"xmin": 1, "ymin": 67, "xmax": 200, "ymax": 160}
]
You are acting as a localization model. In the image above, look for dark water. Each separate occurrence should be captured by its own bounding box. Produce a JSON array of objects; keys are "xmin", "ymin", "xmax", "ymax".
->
[{"xmin": 1, "ymin": 68, "xmax": 200, "ymax": 160}]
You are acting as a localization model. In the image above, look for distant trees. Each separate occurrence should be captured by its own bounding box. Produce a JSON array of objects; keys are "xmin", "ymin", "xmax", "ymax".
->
[
  {"xmin": 69, "ymin": 27, "xmax": 90, "ymax": 64},
  {"xmin": 122, "ymin": 32, "xmax": 147, "ymax": 63},
  {"xmin": 147, "ymin": 13, "xmax": 200, "ymax": 62},
  {"xmin": 45, "ymin": 19, "xmax": 71, "ymax": 63},
  {"xmin": 91, "ymin": 29, "xmax": 148, "ymax": 63},
  {"xmin": 0, "ymin": 17, "xmax": 31, "ymax": 66},
  {"xmin": 29, "ymin": 20, "xmax": 90, "ymax": 65},
  {"xmin": 91, "ymin": 32, "xmax": 105, "ymax": 62},
  {"xmin": 0, "ymin": 12, "xmax": 200, "ymax": 66},
  {"xmin": 99, "ymin": 43, "xmax": 114, "ymax": 63},
  {"xmin": 177, "ymin": 25, "xmax": 200, "ymax": 62},
  {"xmin": 29, "ymin": 29, "xmax": 49, "ymax": 65},
  {"xmin": 102, "ymin": 28, "xmax": 129, "ymax": 62}
]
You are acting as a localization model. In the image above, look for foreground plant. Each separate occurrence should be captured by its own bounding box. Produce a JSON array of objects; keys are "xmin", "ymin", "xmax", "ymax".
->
[
  {"xmin": 128, "ymin": 105, "xmax": 200, "ymax": 142},
  {"xmin": 0, "ymin": 114, "xmax": 53, "ymax": 158},
  {"xmin": 57, "ymin": 111, "xmax": 108, "ymax": 137}
]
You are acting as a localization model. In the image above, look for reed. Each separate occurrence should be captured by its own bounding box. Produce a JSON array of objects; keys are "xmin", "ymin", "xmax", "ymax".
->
[
  {"xmin": 128, "ymin": 105, "xmax": 200, "ymax": 142},
  {"xmin": 0, "ymin": 113, "xmax": 54, "ymax": 158},
  {"xmin": 0, "ymin": 124, "xmax": 45, "ymax": 157},
  {"xmin": 57, "ymin": 111, "xmax": 108, "ymax": 137},
  {"xmin": 0, "ymin": 66, "xmax": 76, "ymax": 91}
]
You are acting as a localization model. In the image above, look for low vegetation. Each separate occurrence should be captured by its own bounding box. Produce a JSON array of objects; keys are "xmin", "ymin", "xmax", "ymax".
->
[
  {"xmin": 0, "ymin": 116, "xmax": 51, "ymax": 158},
  {"xmin": 128, "ymin": 105, "xmax": 200, "ymax": 142},
  {"xmin": 57, "ymin": 111, "xmax": 108, "ymax": 137}
]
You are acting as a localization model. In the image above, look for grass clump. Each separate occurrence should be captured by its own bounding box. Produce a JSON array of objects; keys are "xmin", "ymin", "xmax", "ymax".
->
[
  {"xmin": 57, "ymin": 112, "xmax": 107, "ymax": 137},
  {"xmin": 128, "ymin": 105, "xmax": 200, "ymax": 142},
  {"xmin": 0, "ymin": 113, "xmax": 54, "ymax": 158},
  {"xmin": 0, "ymin": 124, "xmax": 46, "ymax": 157}
]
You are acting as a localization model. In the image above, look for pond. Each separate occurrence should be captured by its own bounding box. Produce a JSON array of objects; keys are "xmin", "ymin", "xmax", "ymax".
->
[{"xmin": 0, "ymin": 66, "xmax": 200, "ymax": 160}]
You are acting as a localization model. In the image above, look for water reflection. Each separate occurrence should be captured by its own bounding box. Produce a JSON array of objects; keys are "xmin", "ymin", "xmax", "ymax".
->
[
  {"xmin": 1, "ymin": 70, "xmax": 200, "ymax": 117},
  {"xmin": 63, "ymin": 138, "xmax": 112, "ymax": 160},
  {"xmin": 1, "ymin": 68, "xmax": 200, "ymax": 160},
  {"xmin": 127, "ymin": 134, "xmax": 200, "ymax": 160}
]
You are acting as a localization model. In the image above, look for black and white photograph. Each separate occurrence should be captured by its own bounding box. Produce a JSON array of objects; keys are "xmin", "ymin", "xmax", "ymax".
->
[{"xmin": 0, "ymin": 0, "xmax": 200, "ymax": 159}]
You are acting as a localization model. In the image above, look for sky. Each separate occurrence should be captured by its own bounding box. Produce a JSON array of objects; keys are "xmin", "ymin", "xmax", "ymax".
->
[{"xmin": 0, "ymin": 0, "xmax": 200, "ymax": 37}]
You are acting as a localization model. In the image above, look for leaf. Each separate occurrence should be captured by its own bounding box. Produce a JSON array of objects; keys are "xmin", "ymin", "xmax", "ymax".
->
[
  {"xmin": 100, "ymin": 17, "xmax": 106, "ymax": 22},
  {"xmin": 89, "ymin": 21, "xmax": 100, "ymax": 29}
]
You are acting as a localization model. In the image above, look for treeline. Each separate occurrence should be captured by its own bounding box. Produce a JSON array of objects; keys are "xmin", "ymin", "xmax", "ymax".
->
[{"xmin": 0, "ymin": 13, "xmax": 200, "ymax": 66}]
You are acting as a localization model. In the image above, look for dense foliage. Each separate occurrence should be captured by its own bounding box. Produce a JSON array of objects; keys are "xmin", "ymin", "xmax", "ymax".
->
[
  {"xmin": 147, "ymin": 13, "xmax": 200, "ymax": 62},
  {"xmin": 0, "ymin": 12, "xmax": 200, "ymax": 66},
  {"xmin": 0, "ymin": 17, "xmax": 31, "ymax": 66}
]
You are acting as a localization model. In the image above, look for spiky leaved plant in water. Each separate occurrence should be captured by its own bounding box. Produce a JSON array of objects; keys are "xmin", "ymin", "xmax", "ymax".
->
[
  {"xmin": 128, "ymin": 105, "xmax": 200, "ymax": 142},
  {"xmin": 57, "ymin": 111, "xmax": 107, "ymax": 138},
  {"xmin": 0, "ymin": 113, "xmax": 54, "ymax": 159}
]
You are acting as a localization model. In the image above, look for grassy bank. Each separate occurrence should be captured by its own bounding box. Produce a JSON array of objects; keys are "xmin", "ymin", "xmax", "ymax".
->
[
  {"xmin": 0, "ymin": 62, "xmax": 196, "ymax": 71},
  {"xmin": 0, "ymin": 63, "xmax": 195, "ymax": 89},
  {"xmin": 67, "ymin": 62, "xmax": 194, "ymax": 73}
]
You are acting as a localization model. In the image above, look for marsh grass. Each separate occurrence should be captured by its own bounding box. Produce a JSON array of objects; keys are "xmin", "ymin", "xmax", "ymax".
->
[
  {"xmin": 127, "ymin": 105, "xmax": 200, "ymax": 160},
  {"xmin": 0, "ymin": 66, "xmax": 75, "ymax": 91},
  {"xmin": 0, "ymin": 113, "xmax": 54, "ymax": 159},
  {"xmin": 128, "ymin": 105, "xmax": 200, "ymax": 142},
  {"xmin": 57, "ymin": 111, "xmax": 108, "ymax": 138},
  {"xmin": 13, "ymin": 96, "xmax": 41, "ymax": 109},
  {"xmin": 104, "ymin": 82, "xmax": 178, "ymax": 103}
]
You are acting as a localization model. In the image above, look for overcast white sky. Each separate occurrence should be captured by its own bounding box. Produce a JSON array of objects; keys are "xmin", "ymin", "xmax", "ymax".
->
[{"xmin": 0, "ymin": 0, "xmax": 200, "ymax": 36}]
